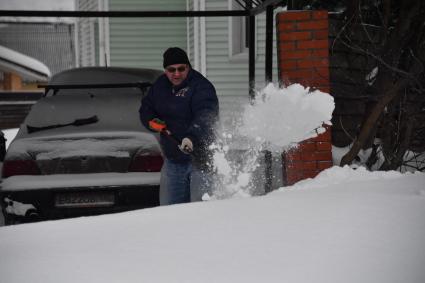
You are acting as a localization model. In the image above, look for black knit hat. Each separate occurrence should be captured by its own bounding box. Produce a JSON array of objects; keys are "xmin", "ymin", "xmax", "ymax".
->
[{"xmin": 163, "ymin": 47, "xmax": 191, "ymax": 68}]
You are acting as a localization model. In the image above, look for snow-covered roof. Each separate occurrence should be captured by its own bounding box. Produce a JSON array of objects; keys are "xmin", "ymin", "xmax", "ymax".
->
[
  {"xmin": 0, "ymin": 45, "xmax": 51, "ymax": 81},
  {"xmin": 0, "ymin": 23, "xmax": 76, "ymax": 76}
]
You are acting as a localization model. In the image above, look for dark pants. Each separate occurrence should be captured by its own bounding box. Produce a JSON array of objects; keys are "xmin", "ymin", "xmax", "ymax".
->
[{"xmin": 159, "ymin": 159, "xmax": 213, "ymax": 205}]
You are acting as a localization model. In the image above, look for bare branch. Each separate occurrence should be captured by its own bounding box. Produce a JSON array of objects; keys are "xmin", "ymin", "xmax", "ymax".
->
[
  {"xmin": 339, "ymin": 116, "xmax": 355, "ymax": 142},
  {"xmin": 340, "ymin": 78, "xmax": 411, "ymax": 166}
]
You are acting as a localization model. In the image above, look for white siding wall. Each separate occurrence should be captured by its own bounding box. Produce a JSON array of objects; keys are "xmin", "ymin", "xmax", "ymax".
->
[
  {"xmin": 109, "ymin": 0, "xmax": 187, "ymax": 70},
  {"xmin": 187, "ymin": 0, "xmax": 205, "ymax": 74},
  {"xmin": 75, "ymin": 0, "xmax": 99, "ymax": 67},
  {"xmin": 187, "ymin": 0, "xmax": 195, "ymax": 63}
]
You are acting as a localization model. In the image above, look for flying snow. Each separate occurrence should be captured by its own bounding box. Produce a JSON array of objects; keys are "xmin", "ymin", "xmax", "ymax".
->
[
  {"xmin": 208, "ymin": 83, "xmax": 335, "ymax": 199},
  {"xmin": 240, "ymin": 83, "xmax": 334, "ymax": 149}
]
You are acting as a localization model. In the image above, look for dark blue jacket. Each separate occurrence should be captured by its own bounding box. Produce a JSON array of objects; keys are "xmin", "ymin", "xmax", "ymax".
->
[{"xmin": 139, "ymin": 69, "xmax": 219, "ymax": 164}]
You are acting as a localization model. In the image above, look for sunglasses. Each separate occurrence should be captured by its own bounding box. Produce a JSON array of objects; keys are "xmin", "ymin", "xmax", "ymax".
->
[{"xmin": 166, "ymin": 66, "xmax": 187, "ymax": 73}]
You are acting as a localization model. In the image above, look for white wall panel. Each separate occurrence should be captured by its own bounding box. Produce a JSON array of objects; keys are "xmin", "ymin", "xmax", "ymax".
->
[{"xmin": 109, "ymin": 0, "xmax": 187, "ymax": 70}]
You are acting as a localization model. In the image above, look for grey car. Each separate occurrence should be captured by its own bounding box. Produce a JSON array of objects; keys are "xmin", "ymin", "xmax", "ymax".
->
[{"xmin": 1, "ymin": 67, "xmax": 163, "ymax": 224}]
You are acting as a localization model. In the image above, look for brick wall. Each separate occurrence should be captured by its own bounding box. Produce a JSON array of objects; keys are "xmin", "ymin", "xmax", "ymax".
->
[{"xmin": 276, "ymin": 10, "xmax": 333, "ymax": 185}]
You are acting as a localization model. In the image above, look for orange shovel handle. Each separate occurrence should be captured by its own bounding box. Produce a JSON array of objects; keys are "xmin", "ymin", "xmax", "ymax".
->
[{"xmin": 149, "ymin": 120, "xmax": 167, "ymax": 132}]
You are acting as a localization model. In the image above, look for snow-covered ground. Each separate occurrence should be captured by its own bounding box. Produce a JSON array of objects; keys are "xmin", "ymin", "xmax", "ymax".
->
[{"xmin": 0, "ymin": 166, "xmax": 424, "ymax": 283}]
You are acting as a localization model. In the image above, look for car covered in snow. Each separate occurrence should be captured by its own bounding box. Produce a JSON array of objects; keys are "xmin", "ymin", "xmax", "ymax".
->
[{"xmin": 0, "ymin": 67, "xmax": 164, "ymax": 224}]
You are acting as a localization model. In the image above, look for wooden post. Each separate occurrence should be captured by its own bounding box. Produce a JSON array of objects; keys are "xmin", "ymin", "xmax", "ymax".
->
[{"xmin": 3, "ymin": 72, "xmax": 22, "ymax": 90}]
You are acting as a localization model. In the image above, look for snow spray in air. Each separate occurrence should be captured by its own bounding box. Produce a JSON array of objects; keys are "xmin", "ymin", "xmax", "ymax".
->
[{"xmin": 205, "ymin": 83, "xmax": 334, "ymax": 200}]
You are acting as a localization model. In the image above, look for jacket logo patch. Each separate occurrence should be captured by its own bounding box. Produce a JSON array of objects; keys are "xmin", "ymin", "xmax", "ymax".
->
[{"xmin": 175, "ymin": 87, "xmax": 189, "ymax": 97}]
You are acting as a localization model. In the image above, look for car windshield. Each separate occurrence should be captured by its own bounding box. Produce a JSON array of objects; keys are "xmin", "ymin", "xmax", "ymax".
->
[
  {"xmin": 18, "ymin": 88, "xmax": 146, "ymax": 138},
  {"xmin": 14, "ymin": 67, "xmax": 162, "ymax": 139}
]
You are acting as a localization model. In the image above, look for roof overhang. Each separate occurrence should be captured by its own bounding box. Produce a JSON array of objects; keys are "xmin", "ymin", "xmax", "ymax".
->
[
  {"xmin": 0, "ymin": 1, "xmax": 284, "ymax": 18},
  {"xmin": 0, "ymin": 45, "xmax": 51, "ymax": 81}
]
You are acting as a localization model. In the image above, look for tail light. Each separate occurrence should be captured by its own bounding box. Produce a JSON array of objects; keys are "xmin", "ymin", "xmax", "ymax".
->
[
  {"xmin": 2, "ymin": 159, "xmax": 40, "ymax": 178},
  {"xmin": 129, "ymin": 154, "xmax": 163, "ymax": 172}
]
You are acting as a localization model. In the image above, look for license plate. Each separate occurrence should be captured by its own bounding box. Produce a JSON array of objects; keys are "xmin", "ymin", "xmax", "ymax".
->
[{"xmin": 55, "ymin": 191, "xmax": 115, "ymax": 208}]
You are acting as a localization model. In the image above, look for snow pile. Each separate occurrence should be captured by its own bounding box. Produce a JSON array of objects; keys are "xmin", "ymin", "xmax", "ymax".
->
[
  {"xmin": 210, "ymin": 83, "xmax": 334, "ymax": 199},
  {"xmin": 333, "ymin": 144, "xmax": 425, "ymax": 172},
  {"xmin": 282, "ymin": 164, "xmax": 405, "ymax": 191},
  {"xmin": 1, "ymin": 166, "xmax": 424, "ymax": 283}
]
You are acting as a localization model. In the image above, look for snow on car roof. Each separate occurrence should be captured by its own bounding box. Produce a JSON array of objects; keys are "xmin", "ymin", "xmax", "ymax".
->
[{"xmin": 48, "ymin": 67, "xmax": 162, "ymax": 87}]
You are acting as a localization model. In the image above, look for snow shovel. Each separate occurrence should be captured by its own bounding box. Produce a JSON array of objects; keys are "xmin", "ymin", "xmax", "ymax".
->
[
  {"xmin": 148, "ymin": 119, "xmax": 193, "ymax": 154},
  {"xmin": 162, "ymin": 129, "xmax": 194, "ymax": 154},
  {"xmin": 27, "ymin": 115, "xmax": 99, "ymax": 134}
]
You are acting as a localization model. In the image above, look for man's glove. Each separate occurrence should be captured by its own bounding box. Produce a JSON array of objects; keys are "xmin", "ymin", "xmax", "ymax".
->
[
  {"xmin": 179, "ymin": 137, "xmax": 193, "ymax": 154},
  {"xmin": 148, "ymin": 118, "xmax": 166, "ymax": 132}
]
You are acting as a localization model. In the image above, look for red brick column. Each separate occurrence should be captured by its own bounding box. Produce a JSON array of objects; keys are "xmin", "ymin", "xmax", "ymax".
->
[{"xmin": 276, "ymin": 10, "xmax": 333, "ymax": 185}]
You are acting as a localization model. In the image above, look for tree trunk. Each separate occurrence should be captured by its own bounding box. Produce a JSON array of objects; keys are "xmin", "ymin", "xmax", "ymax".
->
[{"xmin": 340, "ymin": 78, "xmax": 410, "ymax": 166}]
